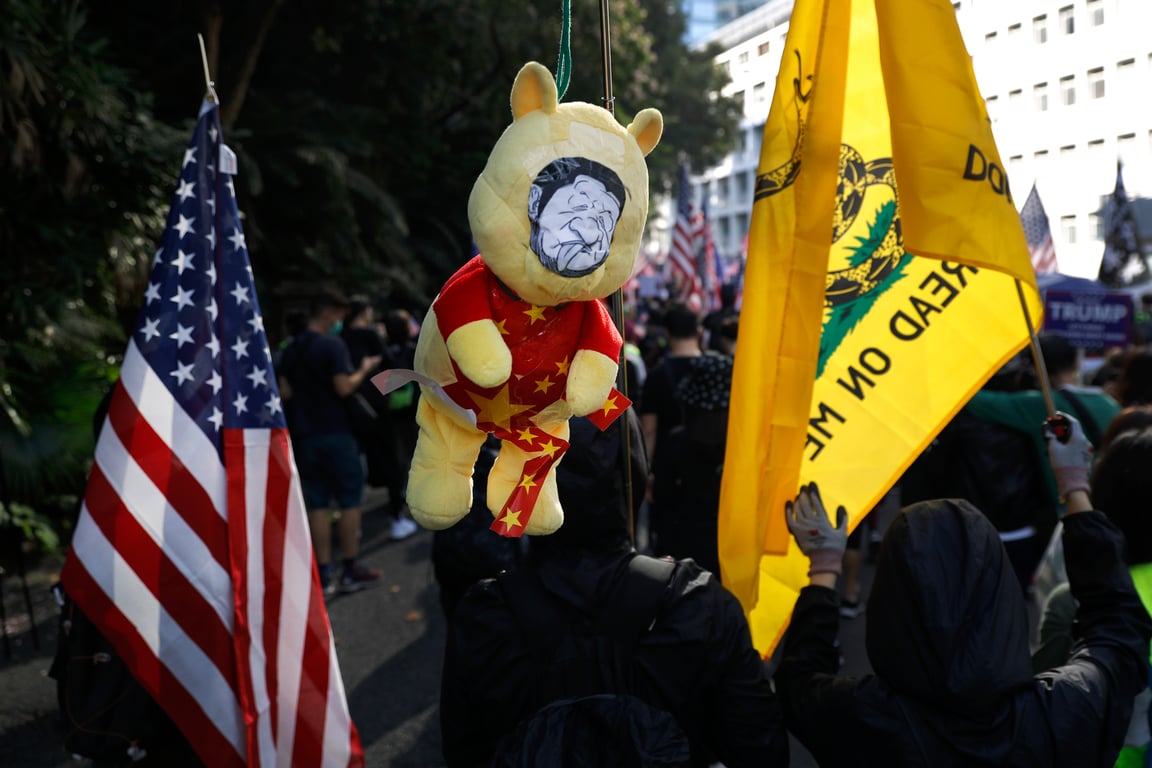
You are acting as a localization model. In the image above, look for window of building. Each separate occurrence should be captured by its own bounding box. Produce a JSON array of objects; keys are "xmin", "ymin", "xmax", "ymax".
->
[
  {"xmin": 735, "ymin": 170, "xmax": 750, "ymax": 201},
  {"xmin": 952, "ymin": 2, "xmax": 960, "ymax": 10},
  {"xmin": 752, "ymin": 82, "xmax": 767, "ymax": 106},
  {"xmin": 1061, "ymin": 215, "xmax": 1077, "ymax": 244},
  {"xmin": 738, "ymin": 127, "xmax": 749, "ymax": 156},
  {"xmin": 738, "ymin": 51, "xmax": 749, "ymax": 66},
  {"xmin": 1060, "ymin": 76, "xmax": 1075, "ymax": 106},
  {"xmin": 985, "ymin": 31, "xmax": 997, "ymax": 46},
  {"xmin": 1117, "ymin": 59, "xmax": 1136, "ymax": 97},
  {"xmin": 733, "ymin": 90, "xmax": 745, "ymax": 110},
  {"xmin": 758, "ymin": 40, "xmax": 771, "ymax": 56},
  {"xmin": 1034, "ymin": 15, "xmax": 1048, "ymax": 44},
  {"xmin": 1092, "ymin": 212, "xmax": 1102, "ymax": 240},
  {"xmin": 1088, "ymin": 68, "xmax": 1105, "ymax": 99},
  {"xmin": 1009, "ymin": 155, "xmax": 1024, "ymax": 181},
  {"xmin": 1008, "ymin": 23, "xmax": 1022, "ymax": 42},
  {"xmin": 986, "ymin": 94, "xmax": 999, "ymax": 121},
  {"xmin": 1008, "ymin": 88, "xmax": 1023, "ymax": 113},
  {"xmin": 1088, "ymin": 138, "xmax": 1106, "ymax": 161},
  {"xmin": 1087, "ymin": 0, "xmax": 1104, "ymax": 26},
  {"xmin": 1034, "ymin": 82, "xmax": 1049, "ymax": 111},
  {"xmin": 1059, "ymin": 5, "xmax": 1074, "ymax": 35},
  {"xmin": 736, "ymin": 213, "xmax": 750, "ymax": 246},
  {"xmin": 1119, "ymin": 133, "xmax": 1136, "ymax": 164},
  {"xmin": 1060, "ymin": 144, "xmax": 1075, "ymax": 160}
]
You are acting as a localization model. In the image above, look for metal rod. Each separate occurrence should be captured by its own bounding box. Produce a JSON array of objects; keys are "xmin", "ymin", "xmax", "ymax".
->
[
  {"xmin": 197, "ymin": 33, "xmax": 217, "ymax": 103},
  {"xmin": 599, "ymin": 0, "xmax": 615, "ymax": 116},
  {"xmin": 1016, "ymin": 278, "xmax": 1058, "ymax": 417},
  {"xmin": 597, "ymin": 0, "xmax": 637, "ymax": 543}
]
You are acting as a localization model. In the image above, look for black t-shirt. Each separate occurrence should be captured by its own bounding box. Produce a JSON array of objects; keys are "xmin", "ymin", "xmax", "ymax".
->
[
  {"xmin": 277, "ymin": 330, "xmax": 354, "ymax": 438},
  {"xmin": 639, "ymin": 355, "xmax": 698, "ymax": 463}
]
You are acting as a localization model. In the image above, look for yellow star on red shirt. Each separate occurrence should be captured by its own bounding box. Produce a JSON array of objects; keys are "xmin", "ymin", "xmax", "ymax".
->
[
  {"xmin": 495, "ymin": 319, "xmax": 509, "ymax": 335},
  {"xmin": 538, "ymin": 439, "xmax": 561, "ymax": 458},
  {"xmin": 555, "ymin": 356, "xmax": 570, "ymax": 376},
  {"xmin": 516, "ymin": 427, "xmax": 537, "ymax": 446},
  {"xmin": 518, "ymin": 475, "xmax": 538, "ymax": 490},
  {"xmin": 535, "ymin": 375, "xmax": 555, "ymax": 394},
  {"xmin": 523, "ymin": 305, "xmax": 547, "ymax": 325},
  {"xmin": 466, "ymin": 384, "xmax": 533, "ymax": 431},
  {"xmin": 499, "ymin": 509, "xmax": 523, "ymax": 529},
  {"xmin": 600, "ymin": 394, "xmax": 620, "ymax": 418}
]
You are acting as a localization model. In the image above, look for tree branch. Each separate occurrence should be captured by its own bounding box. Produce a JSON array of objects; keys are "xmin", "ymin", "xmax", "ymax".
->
[{"xmin": 221, "ymin": 0, "xmax": 285, "ymax": 130}]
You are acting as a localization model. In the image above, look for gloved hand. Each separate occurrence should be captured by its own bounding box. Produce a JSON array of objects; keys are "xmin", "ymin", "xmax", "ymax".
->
[
  {"xmin": 1043, "ymin": 412, "xmax": 1093, "ymax": 500},
  {"xmin": 785, "ymin": 482, "xmax": 848, "ymax": 576}
]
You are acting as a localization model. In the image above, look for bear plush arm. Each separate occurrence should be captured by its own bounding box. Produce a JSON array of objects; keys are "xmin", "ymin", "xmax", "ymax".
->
[
  {"xmin": 565, "ymin": 299, "xmax": 622, "ymax": 416},
  {"xmin": 435, "ymin": 257, "xmax": 513, "ymax": 389}
]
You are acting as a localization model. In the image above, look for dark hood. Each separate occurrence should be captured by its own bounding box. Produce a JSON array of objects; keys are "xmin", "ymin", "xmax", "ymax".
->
[{"xmin": 865, "ymin": 499, "xmax": 1032, "ymax": 710}]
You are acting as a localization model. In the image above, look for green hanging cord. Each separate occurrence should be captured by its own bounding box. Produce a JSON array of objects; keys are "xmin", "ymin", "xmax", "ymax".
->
[{"xmin": 556, "ymin": 0, "xmax": 572, "ymax": 100}]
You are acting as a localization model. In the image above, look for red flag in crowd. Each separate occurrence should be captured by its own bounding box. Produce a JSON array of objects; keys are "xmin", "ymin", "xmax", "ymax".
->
[
  {"xmin": 60, "ymin": 101, "xmax": 364, "ymax": 768},
  {"xmin": 669, "ymin": 161, "xmax": 703, "ymax": 308},
  {"xmin": 699, "ymin": 194, "xmax": 721, "ymax": 312}
]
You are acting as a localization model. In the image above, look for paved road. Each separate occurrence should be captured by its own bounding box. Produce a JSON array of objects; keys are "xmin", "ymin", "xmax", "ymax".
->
[{"xmin": 0, "ymin": 488, "xmax": 889, "ymax": 767}]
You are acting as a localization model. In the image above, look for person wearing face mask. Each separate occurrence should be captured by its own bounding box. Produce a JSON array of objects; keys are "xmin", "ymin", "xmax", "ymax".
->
[{"xmin": 276, "ymin": 288, "xmax": 383, "ymax": 594}]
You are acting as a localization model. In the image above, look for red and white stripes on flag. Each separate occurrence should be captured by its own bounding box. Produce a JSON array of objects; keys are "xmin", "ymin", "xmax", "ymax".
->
[
  {"xmin": 1020, "ymin": 183, "xmax": 1058, "ymax": 275},
  {"xmin": 61, "ymin": 101, "xmax": 363, "ymax": 767},
  {"xmin": 669, "ymin": 161, "xmax": 703, "ymax": 307}
]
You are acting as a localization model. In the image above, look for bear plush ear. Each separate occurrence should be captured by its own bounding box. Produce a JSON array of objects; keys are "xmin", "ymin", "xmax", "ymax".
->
[
  {"xmin": 510, "ymin": 62, "xmax": 559, "ymax": 120},
  {"xmin": 627, "ymin": 108, "xmax": 663, "ymax": 157}
]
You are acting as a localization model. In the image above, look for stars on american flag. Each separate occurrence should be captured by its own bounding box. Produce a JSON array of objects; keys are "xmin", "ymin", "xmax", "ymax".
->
[{"xmin": 132, "ymin": 104, "xmax": 284, "ymax": 447}]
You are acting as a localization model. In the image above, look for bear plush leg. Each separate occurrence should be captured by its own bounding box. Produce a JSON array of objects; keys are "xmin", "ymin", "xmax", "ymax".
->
[
  {"xmin": 407, "ymin": 398, "xmax": 487, "ymax": 530},
  {"xmin": 488, "ymin": 425, "xmax": 568, "ymax": 535}
]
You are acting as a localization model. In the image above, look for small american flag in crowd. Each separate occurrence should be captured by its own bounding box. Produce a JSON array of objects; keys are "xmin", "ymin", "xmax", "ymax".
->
[
  {"xmin": 61, "ymin": 101, "xmax": 364, "ymax": 767},
  {"xmin": 669, "ymin": 161, "xmax": 703, "ymax": 308},
  {"xmin": 1019, "ymin": 183, "xmax": 1058, "ymax": 275}
]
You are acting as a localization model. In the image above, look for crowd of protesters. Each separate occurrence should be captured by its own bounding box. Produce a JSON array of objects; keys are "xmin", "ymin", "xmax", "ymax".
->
[
  {"xmin": 429, "ymin": 281, "xmax": 1152, "ymax": 767},
  {"xmin": 263, "ymin": 282, "xmax": 1152, "ymax": 766}
]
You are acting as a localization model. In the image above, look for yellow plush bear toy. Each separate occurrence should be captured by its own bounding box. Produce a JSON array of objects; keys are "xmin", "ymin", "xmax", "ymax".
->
[{"xmin": 400, "ymin": 61, "xmax": 662, "ymax": 537}]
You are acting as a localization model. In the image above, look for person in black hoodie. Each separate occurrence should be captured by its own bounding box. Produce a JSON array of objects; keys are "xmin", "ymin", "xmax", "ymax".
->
[
  {"xmin": 439, "ymin": 409, "xmax": 788, "ymax": 767},
  {"xmin": 775, "ymin": 413, "xmax": 1152, "ymax": 767}
]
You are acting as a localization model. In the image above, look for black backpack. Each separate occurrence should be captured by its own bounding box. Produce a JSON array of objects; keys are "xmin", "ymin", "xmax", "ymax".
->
[
  {"xmin": 490, "ymin": 555, "xmax": 692, "ymax": 767},
  {"xmin": 48, "ymin": 585, "xmax": 201, "ymax": 766}
]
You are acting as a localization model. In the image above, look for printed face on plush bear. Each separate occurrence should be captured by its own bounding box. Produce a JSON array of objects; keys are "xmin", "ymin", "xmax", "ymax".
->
[
  {"xmin": 467, "ymin": 62, "xmax": 662, "ymax": 308},
  {"xmin": 528, "ymin": 157, "xmax": 625, "ymax": 277}
]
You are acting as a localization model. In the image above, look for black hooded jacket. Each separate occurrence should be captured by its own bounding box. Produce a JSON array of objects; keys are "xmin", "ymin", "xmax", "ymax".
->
[
  {"xmin": 439, "ymin": 413, "xmax": 788, "ymax": 767},
  {"xmin": 440, "ymin": 552, "xmax": 787, "ymax": 767},
  {"xmin": 776, "ymin": 499, "xmax": 1152, "ymax": 767}
]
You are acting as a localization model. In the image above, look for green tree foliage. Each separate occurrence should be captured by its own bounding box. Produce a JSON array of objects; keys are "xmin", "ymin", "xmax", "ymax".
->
[
  {"xmin": 83, "ymin": 0, "xmax": 740, "ymax": 328},
  {"xmin": 0, "ymin": 1, "xmax": 183, "ymax": 535},
  {"xmin": 1, "ymin": 0, "xmax": 740, "ymax": 546}
]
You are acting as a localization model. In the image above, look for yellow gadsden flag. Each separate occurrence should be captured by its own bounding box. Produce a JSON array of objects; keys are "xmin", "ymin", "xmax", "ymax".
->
[{"xmin": 718, "ymin": 0, "xmax": 1043, "ymax": 655}]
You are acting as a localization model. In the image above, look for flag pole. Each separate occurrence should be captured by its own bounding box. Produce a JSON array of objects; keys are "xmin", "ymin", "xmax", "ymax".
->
[
  {"xmin": 1015, "ymin": 278, "xmax": 1058, "ymax": 418},
  {"xmin": 197, "ymin": 33, "xmax": 218, "ymax": 103},
  {"xmin": 596, "ymin": 0, "xmax": 638, "ymax": 542}
]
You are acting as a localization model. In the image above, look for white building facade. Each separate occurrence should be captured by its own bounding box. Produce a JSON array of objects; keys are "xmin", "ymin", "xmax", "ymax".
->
[{"xmin": 691, "ymin": 0, "xmax": 1152, "ymax": 279}]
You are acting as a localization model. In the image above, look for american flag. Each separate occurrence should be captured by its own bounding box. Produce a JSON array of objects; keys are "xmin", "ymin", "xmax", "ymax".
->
[
  {"xmin": 60, "ymin": 101, "xmax": 364, "ymax": 767},
  {"xmin": 699, "ymin": 194, "xmax": 720, "ymax": 312},
  {"xmin": 1098, "ymin": 160, "xmax": 1145, "ymax": 287},
  {"xmin": 668, "ymin": 161, "xmax": 703, "ymax": 307},
  {"xmin": 1020, "ymin": 183, "xmax": 1058, "ymax": 275}
]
